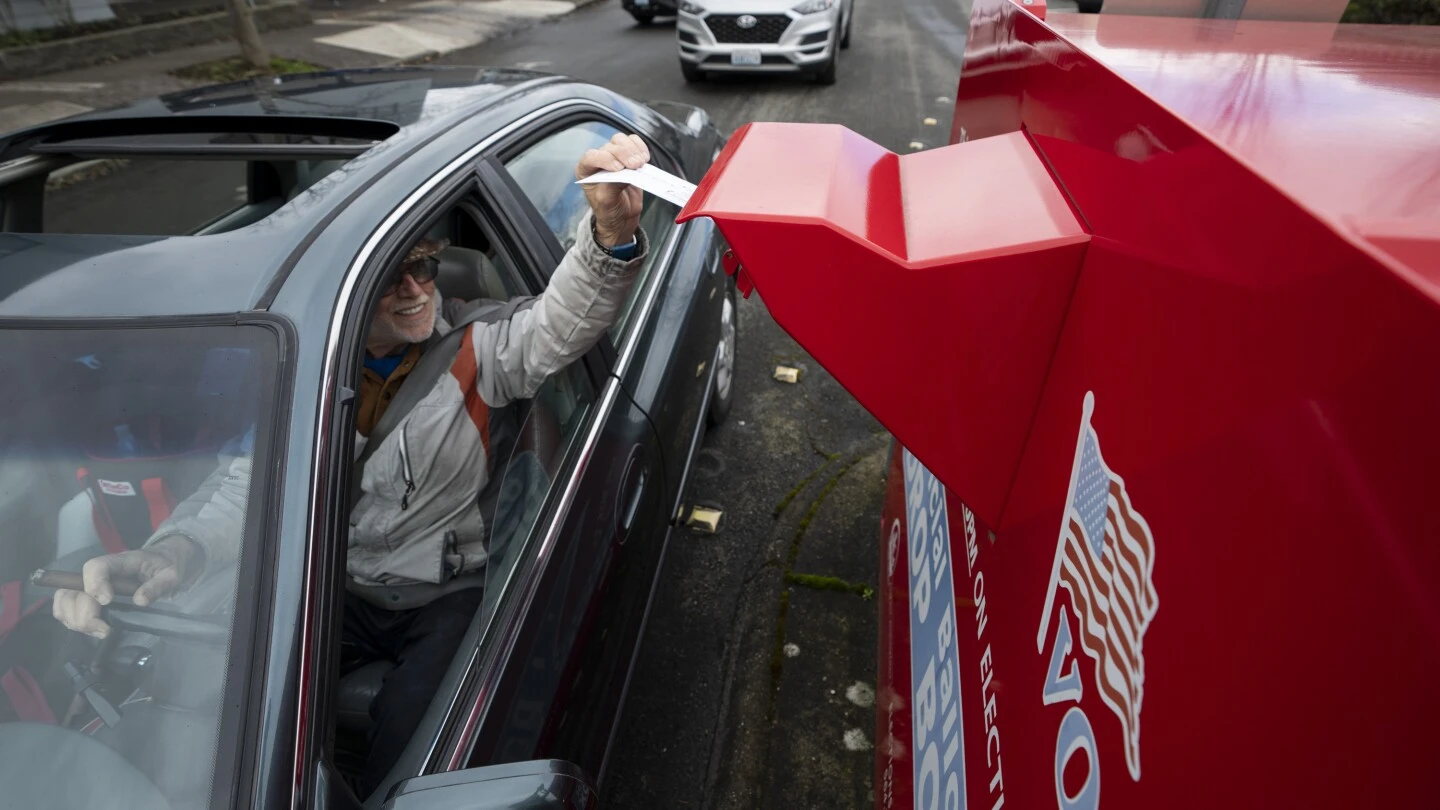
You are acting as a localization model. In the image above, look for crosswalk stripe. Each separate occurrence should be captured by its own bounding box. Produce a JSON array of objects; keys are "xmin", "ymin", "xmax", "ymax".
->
[{"xmin": 316, "ymin": 0, "xmax": 576, "ymax": 59}]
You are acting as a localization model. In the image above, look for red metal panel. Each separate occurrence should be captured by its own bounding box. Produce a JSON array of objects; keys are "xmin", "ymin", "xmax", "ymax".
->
[
  {"xmin": 955, "ymin": 5, "xmax": 1440, "ymax": 285},
  {"xmin": 680, "ymin": 123, "xmax": 1088, "ymax": 524},
  {"xmin": 689, "ymin": 2, "xmax": 1440, "ymax": 806},
  {"xmin": 1048, "ymin": 13, "xmax": 1440, "ymax": 229},
  {"xmin": 951, "ymin": 3, "xmax": 1440, "ymax": 808}
]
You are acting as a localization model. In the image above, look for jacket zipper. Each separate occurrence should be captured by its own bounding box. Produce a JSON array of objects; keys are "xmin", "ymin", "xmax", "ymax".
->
[{"xmin": 398, "ymin": 426, "xmax": 416, "ymax": 511}]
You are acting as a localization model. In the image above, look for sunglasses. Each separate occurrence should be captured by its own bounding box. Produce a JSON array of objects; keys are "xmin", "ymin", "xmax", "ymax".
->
[{"xmin": 382, "ymin": 255, "xmax": 440, "ymax": 296}]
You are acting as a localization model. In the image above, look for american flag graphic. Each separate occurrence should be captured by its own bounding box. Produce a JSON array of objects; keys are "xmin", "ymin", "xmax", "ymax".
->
[{"xmin": 1043, "ymin": 393, "xmax": 1159, "ymax": 781}]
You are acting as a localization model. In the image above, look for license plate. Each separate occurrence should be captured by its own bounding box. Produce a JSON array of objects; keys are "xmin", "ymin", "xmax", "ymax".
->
[
  {"xmin": 731, "ymin": 50, "xmax": 762, "ymax": 66},
  {"xmin": 635, "ymin": 0, "xmax": 649, "ymax": 6}
]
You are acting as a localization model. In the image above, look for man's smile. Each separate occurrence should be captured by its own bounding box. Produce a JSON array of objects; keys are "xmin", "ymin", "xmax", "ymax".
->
[{"xmin": 394, "ymin": 302, "xmax": 426, "ymax": 317}]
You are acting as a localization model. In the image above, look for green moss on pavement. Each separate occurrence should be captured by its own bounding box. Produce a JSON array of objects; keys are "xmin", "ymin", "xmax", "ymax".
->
[
  {"xmin": 173, "ymin": 56, "xmax": 327, "ymax": 83},
  {"xmin": 785, "ymin": 572, "xmax": 875, "ymax": 600}
]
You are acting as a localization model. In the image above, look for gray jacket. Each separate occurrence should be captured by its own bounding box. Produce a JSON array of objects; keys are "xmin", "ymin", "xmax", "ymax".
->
[{"xmin": 149, "ymin": 212, "xmax": 645, "ymax": 599}]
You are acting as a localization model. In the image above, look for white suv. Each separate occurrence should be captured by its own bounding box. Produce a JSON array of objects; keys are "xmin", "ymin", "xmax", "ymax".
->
[{"xmin": 677, "ymin": 0, "xmax": 853, "ymax": 85}]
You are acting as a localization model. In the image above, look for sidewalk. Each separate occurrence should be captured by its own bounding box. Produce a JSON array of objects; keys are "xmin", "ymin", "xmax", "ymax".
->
[{"xmin": 0, "ymin": 0, "xmax": 602, "ymax": 132}]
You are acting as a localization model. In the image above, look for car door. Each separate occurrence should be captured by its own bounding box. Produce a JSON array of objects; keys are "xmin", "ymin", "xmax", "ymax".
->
[{"xmin": 436, "ymin": 154, "xmax": 669, "ymax": 786}]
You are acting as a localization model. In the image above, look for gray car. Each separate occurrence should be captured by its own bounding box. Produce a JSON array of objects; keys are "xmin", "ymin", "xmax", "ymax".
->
[{"xmin": 0, "ymin": 66, "xmax": 736, "ymax": 810}]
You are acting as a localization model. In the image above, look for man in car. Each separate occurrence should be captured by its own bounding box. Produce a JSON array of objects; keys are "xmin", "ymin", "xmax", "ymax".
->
[{"xmin": 50, "ymin": 133, "xmax": 653, "ymax": 795}]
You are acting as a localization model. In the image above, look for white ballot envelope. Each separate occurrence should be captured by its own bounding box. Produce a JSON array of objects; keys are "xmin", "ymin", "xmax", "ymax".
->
[{"xmin": 575, "ymin": 163, "xmax": 697, "ymax": 209}]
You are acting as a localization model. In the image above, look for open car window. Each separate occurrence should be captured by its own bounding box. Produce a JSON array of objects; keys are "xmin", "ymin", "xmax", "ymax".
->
[
  {"xmin": 427, "ymin": 202, "xmax": 527, "ymax": 304},
  {"xmin": 327, "ymin": 187, "xmax": 599, "ymax": 797},
  {"xmin": 0, "ymin": 322, "xmax": 280, "ymax": 810}
]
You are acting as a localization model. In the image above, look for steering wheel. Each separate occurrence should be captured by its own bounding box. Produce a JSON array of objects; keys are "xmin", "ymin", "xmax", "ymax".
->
[{"xmin": 31, "ymin": 568, "xmax": 229, "ymax": 645}]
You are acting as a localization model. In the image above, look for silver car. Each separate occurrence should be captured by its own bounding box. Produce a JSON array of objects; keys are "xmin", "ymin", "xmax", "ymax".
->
[{"xmin": 677, "ymin": 0, "xmax": 853, "ymax": 85}]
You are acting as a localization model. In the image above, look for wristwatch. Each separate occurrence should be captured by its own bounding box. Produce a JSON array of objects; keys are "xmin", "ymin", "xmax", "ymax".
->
[{"xmin": 592, "ymin": 217, "xmax": 638, "ymax": 260}]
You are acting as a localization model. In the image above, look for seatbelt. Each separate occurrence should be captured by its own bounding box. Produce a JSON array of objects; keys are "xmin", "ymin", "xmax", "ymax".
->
[{"xmin": 350, "ymin": 298, "xmax": 531, "ymax": 506}]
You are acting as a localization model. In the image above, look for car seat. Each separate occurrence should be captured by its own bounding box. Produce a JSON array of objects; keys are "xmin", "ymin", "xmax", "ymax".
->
[{"xmin": 435, "ymin": 245, "xmax": 509, "ymax": 304}]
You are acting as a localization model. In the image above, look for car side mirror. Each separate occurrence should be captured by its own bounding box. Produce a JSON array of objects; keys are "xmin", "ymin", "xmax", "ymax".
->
[{"xmin": 380, "ymin": 760, "xmax": 595, "ymax": 810}]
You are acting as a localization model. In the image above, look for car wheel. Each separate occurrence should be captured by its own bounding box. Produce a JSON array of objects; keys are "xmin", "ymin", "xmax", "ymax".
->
[
  {"xmin": 814, "ymin": 34, "xmax": 838, "ymax": 85},
  {"xmin": 840, "ymin": 8, "xmax": 852, "ymax": 49},
  {"xmin": 708, "ymin": 282, "xmax": 737, "ymax": 427},
  {"xmin": 681, "ymin": 59, "xmax": 705, "ymax": 83},
  {"xmin": 632, "ymin": 10, "xmax": 655, "ymax": 24}
]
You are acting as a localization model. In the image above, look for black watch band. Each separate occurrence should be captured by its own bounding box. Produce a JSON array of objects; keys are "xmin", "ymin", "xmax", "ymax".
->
[{"xmin": 590, "ymin": 216, "xmax": 635, "ymax": 257}]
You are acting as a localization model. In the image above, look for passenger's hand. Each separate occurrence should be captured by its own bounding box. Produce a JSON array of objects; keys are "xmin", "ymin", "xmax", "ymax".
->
[
  {"xmin": 577, "ymin": 133, "xmax": 650, "ymax": 249},
  {"xmin": 51, "ymin": 536, "xmax": 198, "ymax": 638}
]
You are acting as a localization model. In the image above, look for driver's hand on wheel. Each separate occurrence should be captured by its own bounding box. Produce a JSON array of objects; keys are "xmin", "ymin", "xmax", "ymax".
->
[{"xmin": 51, "ymin": 535, "xmax": 199, "ymax": 639}]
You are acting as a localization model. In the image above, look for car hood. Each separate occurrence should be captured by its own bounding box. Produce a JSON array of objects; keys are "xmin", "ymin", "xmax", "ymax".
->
[{"xmin": 691, "ymin": 0, "xmax": 813, "ymax": 13}]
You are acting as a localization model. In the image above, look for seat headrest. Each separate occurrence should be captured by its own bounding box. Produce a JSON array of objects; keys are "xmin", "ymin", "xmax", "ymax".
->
[
  {"xmin": 435, "ymin": 246, "xmax": 507, "ymax": 303},
  {"xmin": 435, "ymin": 246, "xmax": 486, "ymax": 302}
]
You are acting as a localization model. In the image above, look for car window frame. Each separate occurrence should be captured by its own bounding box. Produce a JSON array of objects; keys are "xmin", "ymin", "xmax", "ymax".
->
[
  {"xmin": 307, "ymin": 167, "xmax": 493, "ymax": 797},
  {"xmin": 222, "ymin": 313, "xmax": 298, "ymax": 810},
  {"xmin": 305, "ymin": 99, "xmax": 656, "ymax": 799},
  {"xmin": 311, "ymin": 159, "xmax": 619, "ymax": 799}
]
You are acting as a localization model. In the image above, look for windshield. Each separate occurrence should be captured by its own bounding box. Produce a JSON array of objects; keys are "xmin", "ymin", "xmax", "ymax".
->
[{"xmin": 0, "ymin": 323, "xmax": 279, "ymax": 810}]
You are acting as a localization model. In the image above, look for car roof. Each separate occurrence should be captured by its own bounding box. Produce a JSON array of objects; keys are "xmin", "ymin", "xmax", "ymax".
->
[{"xmin": 0, "ymin": 67, "xmax": 577, "ymax": 319}]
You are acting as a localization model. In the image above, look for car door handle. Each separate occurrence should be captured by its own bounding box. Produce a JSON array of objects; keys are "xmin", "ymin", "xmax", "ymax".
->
[
  {"xmin": 616, "ymin": 450, "xmax": 648, "ymax": 544},
  {"xmin": 622, "ymin": 471, "xmax": 647, "ymax": 531}
]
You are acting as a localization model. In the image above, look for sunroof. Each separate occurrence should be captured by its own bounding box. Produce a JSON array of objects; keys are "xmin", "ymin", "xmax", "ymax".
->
[
  {"xmin": 0, "ymin": 114, "xmax": 400, "ymax": 162},
  {"xmin": 31, "ymin": 131, "xmax": 380, "ymax": 160},
  {"xmin": 0, "ymin": 115, "xmax": 400, "ymax": 237}
]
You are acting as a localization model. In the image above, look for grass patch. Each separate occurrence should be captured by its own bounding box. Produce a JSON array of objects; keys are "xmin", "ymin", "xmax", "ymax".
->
[
  {"xmin": 0, "ymin": 20, "xmax": 122, "ymax": 48},
  {"xmin": 172, "ymin": 56, "xmax": 327, "ymax": 83},
  {"xmin": 785, "ymin": 572, "xmax": 875, "ymax": 600}
]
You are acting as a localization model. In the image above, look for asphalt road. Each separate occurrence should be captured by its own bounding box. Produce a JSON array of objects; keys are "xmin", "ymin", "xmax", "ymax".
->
[
  {"xmin": 428, "ymin": 1, "xmax": 970, "ymax": 807},
  {"xmin": 435, "ymin": 0, "xmax": 970, "ymax": 156}
]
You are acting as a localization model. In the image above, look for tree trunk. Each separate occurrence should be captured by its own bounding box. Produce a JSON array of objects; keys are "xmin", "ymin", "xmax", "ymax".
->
[{"xmin": 225, "ymin": 0, "xmax": 270, "ymax": 71}]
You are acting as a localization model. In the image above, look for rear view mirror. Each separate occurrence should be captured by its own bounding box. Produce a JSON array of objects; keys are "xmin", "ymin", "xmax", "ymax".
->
[{"xmin": 381, "ymin": 760, "xmax": 595, "ymax": 810}]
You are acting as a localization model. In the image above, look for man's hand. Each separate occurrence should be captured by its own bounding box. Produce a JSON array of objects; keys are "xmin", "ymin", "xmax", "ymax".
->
[
  {"xmin": 51, "ymin": 536, "xmax": 198, "ymax": 639},
  {"xmin": 577, "ymin": 133, "xmax": 650, "ymax": 249}
]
